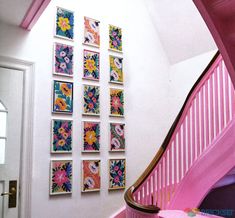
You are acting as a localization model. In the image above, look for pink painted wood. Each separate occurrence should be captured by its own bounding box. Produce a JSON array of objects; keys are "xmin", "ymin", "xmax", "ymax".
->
[
  {"xmin": 20, "ymin": 0, "xmax": 51, "ymax": 30},
  {"xmin": 193, "ymin": 0, "xmax": 235, "ymax": 88},
  {"xmin": 126, "ymin": 54, "xmax": 235, "ymax": 217}
]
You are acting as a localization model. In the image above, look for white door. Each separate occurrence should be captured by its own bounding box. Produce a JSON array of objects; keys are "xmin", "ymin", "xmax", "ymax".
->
[{"xmin": 0, "ymin": 67, "xmax": 24, "ymax": 218}]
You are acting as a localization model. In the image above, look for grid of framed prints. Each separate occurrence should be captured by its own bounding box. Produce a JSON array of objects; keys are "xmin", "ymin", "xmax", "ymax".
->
[{"xmin": 49, "ymin": 6, "xmax": 126, "ymax": 195}]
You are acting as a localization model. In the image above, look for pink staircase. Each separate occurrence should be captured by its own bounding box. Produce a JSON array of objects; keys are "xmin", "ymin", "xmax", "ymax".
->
[
  {"xmin": 123, "ymin": 1, "xmax": 235, "ymax": 217},
  {"xmin": 124, "ymin": 52, "xmax": 235, "ymax": 217}
]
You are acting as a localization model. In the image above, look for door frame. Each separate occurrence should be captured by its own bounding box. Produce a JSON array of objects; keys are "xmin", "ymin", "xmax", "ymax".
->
[{"xmin": 0, "ymin": 56, "xmax": 35, "ymax": 218}]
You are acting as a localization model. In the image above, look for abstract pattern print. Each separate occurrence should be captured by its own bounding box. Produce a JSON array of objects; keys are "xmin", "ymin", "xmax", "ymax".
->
[
  {"xmin": 83, "ymin": 50, "xmax": 100, "ymax": 81},
  {"xmin": 83, "ymin": 122, "xmax": 100, "ymax": 152},
  {"xmin": 83, "ymin": 85, "xmax": 100, "ymax": 115},
  {"xmin": 110, "ymin": 123, "xmax": 125, "ymax": 151},
  {"xmin": 109, "ymin": 25, "xmax": 122, "ymax": 52},
  {"xmin": 84, "ymin": 17, "xmax": 100, "ymax": 47},
  {"xmin": 110, "ymin": 56, "xmax": 123, "ymax": 84},
  {"xmin": 54, "ymin": 43, "xmax": 73, "ymax": 76},
  {"xmin": 82, "ymin": 160, "xmax": 101, "ymax": 192},
  {"xmin": 110, "ymin": 88, "xmax": 124, "ymax": 117},
  {"xmin": 50, "ymin": 160, "xmax": 72, "ymax": 195},
  {"xmin": 55, "ymin": 7, "xmax": 74, "ymax": 40},
  {"xmin": 53, "ymin": 81, "xmax": 73, "ymax": 114},
  {"xmin": 109, "ymin": 159, "xmax": 125, "ymax": 190},
  {"xmin": 52, "ymin": 120, "xmax": 72, "ymax": 153}
]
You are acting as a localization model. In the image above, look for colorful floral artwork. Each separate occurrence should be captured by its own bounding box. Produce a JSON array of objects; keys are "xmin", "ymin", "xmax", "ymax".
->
[
  {"xmin": 55, "ymin": 7, "xmax": 74, "ymax": 40},
  {"xmin": 82, "ymin": 160, "xmax": 101, "ymax": 192},
  {"xmin": 51, "ymin": 119, "xmax": 72, "ymax": 153},
  {"xmin": 50, "ymin": 160, "xmax": 72, "ymax": 195},
  {"xmin": 109, "ymin": 25, "xmax": 122, "ymax": 52},
  {"xmin": 83, "ymin": 50, "xmax": 100, "ymax": 81},
  {"xmin": 110, "ymin": 123, "xmax": 125, "ymax": 151},
  {"xmin": 53, "ymin": 80, "xmax": 73, "ymax": 114},
  {"xmin": 109, "ymin": 159, "xmax": 126, "ymax": 190},
  {"xmin": 110, "ymin": 56, "xmax": 123, "ymax": 84},
  {"xmin": 84, "ymin": 17, "xmax": 100, "ymax": 47},
  {"xmin": 83, "ymin": 122, "xmax": 100, "ymax": 152},
  {"xmin": 110, "ymin": 88, "xmax": 124, "ymax": 117},
  {"xmin": 83, "ymin": 85, "xmax": 100, "ymax": 116},
  {"xmin": 54, "ymin": 43, "xmax": 73, "ymax": 77}
]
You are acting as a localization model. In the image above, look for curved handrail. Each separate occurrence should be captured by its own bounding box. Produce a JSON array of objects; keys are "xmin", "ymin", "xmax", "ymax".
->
[{"xmin": 124, "ymin": 51, "xmax": 220, "ymax": 213}]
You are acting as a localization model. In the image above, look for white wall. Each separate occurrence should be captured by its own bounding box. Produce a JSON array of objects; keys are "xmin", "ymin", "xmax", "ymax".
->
[
  {"xmin": 167, "ymin": 50, "xmax": 217, "ymax": 123},
  {"xmin": 0, "ymin": 0, "xmax": 171, "ymax": 217}
]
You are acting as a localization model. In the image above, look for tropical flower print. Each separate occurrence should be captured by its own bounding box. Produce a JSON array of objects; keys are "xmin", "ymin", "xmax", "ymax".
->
[
  {"xmin": 84, "ymin": 17, "xmax": 100, "ymax": 47},
  {"xmin": 110, "ymin": 123, "xmax": 125, "ymax": 151},
  {"xmin": 54, "ymin": 43, "xmax": 73, "ymax": 76},
  {"xmin": 83, "ymin": 85, "xmax": 100, "ymax": 115},
  {"xmin": 110, "ymin": 56, "xmax": 123, "ymax": 84},
  {"xmin": 110, "ymin": 88, "xmax": 124, "ymax": 116},
  {"xmin": 50, "ymin": 160, "xmax": 72, "ymax": 195},
  {"xmin": 52, "ymin": 120, "xmax": 72, "ymax": 153},
  {"xmin": 109, "ymin": 25, "xmax": 122, "ymax": 52},
  {"xmin": 53, "ymin": 81, "xmax": 73, "ymax": 114},
  {"xmin": 83, "ymin": 50, "xmax": 100, "ymax": 80},
  {"xmin": 55, "ymin": 7, "xmax": 74, "ymax": 40},
  {"xmin": 109, "ymin": 159, "xmax": 126, "ymax": 190},
  {"xmin": 82, "ymin": 160, "xmax": 100, "ymax": 192},
  {"xmin": 83, "ymin": 122, "xmax": 100, "ymax": 152}
]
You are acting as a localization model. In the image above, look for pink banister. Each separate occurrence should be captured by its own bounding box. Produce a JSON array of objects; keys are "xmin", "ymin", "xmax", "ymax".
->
[{"xmin": 125, "ymin": 52, "xmax": 235, "ymax": 216}]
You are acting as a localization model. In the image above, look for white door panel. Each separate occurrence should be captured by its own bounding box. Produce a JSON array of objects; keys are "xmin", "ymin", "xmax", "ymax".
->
[{"xmin": 0, "ymin": 67, "xmax": 24, "ymax": 218}]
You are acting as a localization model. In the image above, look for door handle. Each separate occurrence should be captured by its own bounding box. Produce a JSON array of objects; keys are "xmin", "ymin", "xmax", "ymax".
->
[
  {"xmin": 0, "ymin": 181, "xmax": 17, "ymax": 208},
  {"xmin": 1, "ymin": 187, "xmax": 16, "ymax": 196}
]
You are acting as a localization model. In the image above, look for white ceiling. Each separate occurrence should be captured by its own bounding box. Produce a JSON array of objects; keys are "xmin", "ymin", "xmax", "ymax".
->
[
  {"xmin": 144, "ymin": 0, "xmax": 217, "ymax": 64},
  {"xmin": 0, "ymin": 0, "xmax": 33, "ymax": 26}
]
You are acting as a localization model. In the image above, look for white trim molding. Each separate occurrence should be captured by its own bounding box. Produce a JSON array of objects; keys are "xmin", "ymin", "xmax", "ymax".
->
[{"xmin": 0, "ymin": 56, "xmax": 35, "ymax": 218}]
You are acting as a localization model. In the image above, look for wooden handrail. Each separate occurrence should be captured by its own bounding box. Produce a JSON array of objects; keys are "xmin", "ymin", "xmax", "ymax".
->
[{"xmin": 124, "ymin": 51, "xmax": 220, "ymax": 213}]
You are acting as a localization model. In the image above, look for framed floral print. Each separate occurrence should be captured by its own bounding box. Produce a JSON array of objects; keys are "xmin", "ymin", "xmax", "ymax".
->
[
  {"xmin": 51, "ymin": 119, "xmax": 72, "ymax": 153},
  {"xmin": 110, "ymin": 88, "xmax": 124, "ymax": 117},
  {"xmin": 110, "ymin": 55, "xmax": 123, "ymax": 84},
  {"xmin": 110, "ymin": 123, "xmax": 125, "ymax": 152},
  {"xmin": 50, "ymin": 160, "xmax": 72, "ymax": 195},
  {"xmin": 55, "ymin": 7, "xmax": 74, "ymax": 40},
  {"xmin": 54, "ymin": 43, "xmax": 74, "ymax": 77},
  {"xmin": 52, "ymin": 80, "xmax": 73, "ymax": 114},
  {"xmin": 83, "ymin": 50, "xmax": 100, "ymax": 81},
  {"xmin": 82, "ymin": 160, "xmax": 101, "ymax": 192},
  {"xmin": 83, "ymin": 17, "xmax": 100, "ymax": 47},
  {"xmin": 83, "ymin": 85, "xmax": 100, "ymax": 116},
  {"xmin": 83, "ymin": 121, "xmax": 100, "ymax": 152},
  {"xmin": 109, "ymin": 159, "xmax": 126, "ymax": 190},
  {"xmin": 109, "ymin": 25, "xmax": 122, "ymax": 53}
]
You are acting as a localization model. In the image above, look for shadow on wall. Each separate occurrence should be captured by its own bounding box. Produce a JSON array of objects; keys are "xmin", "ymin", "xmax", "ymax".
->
[{"xmin": 0, "ymin": 22, "xmax": 29, "ymax": 58}]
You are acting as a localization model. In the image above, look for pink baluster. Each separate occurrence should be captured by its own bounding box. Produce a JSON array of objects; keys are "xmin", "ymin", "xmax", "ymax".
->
[
  {"xmin": 200, "ymin": 86, "xmax": 205, "ymax": 151},
  {"xmin": 168, "ymin": 146, "xmax": 172, "ymax": 204},
  {"xmin": 191, "ymin": 101, "xmax": 196, "ymax": 162},
  {"xmin": 161, "ymin": 160, "xmax": 165, "ymax": 209},
  {"xmin": 224, "ymin": 64, "xmax": 230, "ymax": 125},
  {"xmin": 164, "ymin": 155, "xmax": 168, "ymax": 209},
  {"xmin": 195, "ymin": 93, "xmax": 200, "ymax": 157},
  {"xmin": 182, "ymin": 121, "xmax": 187, "ymax": 175},
  {"xmin": 157, "ymin": 166, "xmax": 160, "ymax": 207},
  {"xmin": 204, "ymin": 80, "xmax": 210, "ymax": 148},
  {"xmin": 177, "ymin": 132, "xmax": 182, "ymax": 182},
  {"xmin": 219, "ymin": 61, "xmax": 225, "ymax": 130},
  {"xmin": 209, "ymin": 74, "xmax": 215, "ymax": 142},
  {"xmin": 214, "ymin": 68, "xmax": 220, "ymax": 136}
]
